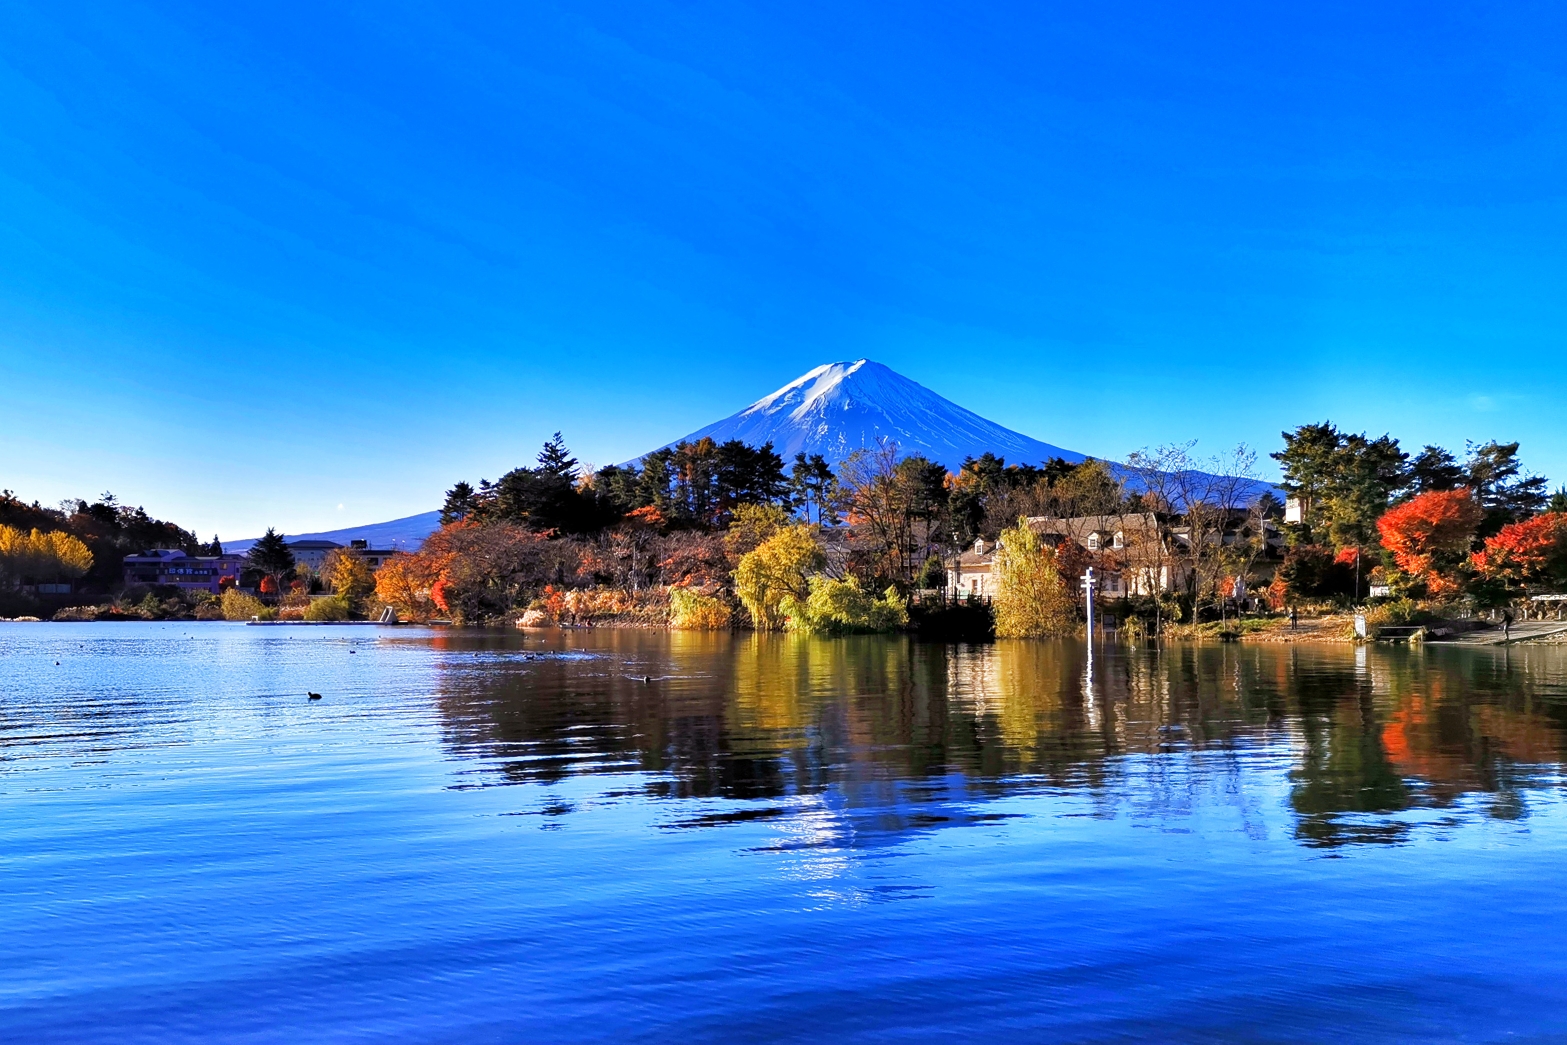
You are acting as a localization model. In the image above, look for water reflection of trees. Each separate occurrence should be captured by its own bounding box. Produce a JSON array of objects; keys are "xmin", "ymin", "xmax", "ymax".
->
[{"xmin": 433, "ymin": 633, "xmax": 1567, "ymax": 849}]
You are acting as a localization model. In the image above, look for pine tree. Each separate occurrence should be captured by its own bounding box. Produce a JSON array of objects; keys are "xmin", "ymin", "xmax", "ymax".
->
[
  {"xmin": 246, "ymin": 528, "xmax": 296, "ymax": 584},
  {"xmin": 208, "ymin": 535, "xmax": 224, "ymax": 555},
  {"xmin": 536, "ymin": 432, "xmax": 579, "ymax": 482},
  {"xmin": 1272, "ymin": 422, "xmax": 1409, "ymax": 547},
  {"xmin": 440, "ymin": 481, "xmax": 480, "ymax": 525},
  {"xmin": 1465, "ymin": 441, "xmax": 1548, "ymax": 535},
  {"xmin": 1406, "ymin": 446, "xmax": 1466, "ymax": 496}
]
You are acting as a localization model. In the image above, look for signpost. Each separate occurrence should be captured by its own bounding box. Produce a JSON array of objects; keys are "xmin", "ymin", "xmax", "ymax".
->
[
  {"xmin": 1081, "ymin": 567, "xmax": 1097, "ymax": 639},
  {"xmin": 1081, "ymin": 567, "xmax": 1098, "ymax": 699}
]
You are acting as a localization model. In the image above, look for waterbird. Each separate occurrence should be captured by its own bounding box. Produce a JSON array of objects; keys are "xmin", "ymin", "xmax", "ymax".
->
[{"xmin": 308, "ymin": 692, "xmax": 323, "ymax": 700}]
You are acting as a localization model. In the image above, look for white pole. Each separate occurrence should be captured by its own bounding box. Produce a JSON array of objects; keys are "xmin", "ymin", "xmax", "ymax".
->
[
  {"xmin": 1081, "ymin": 567, "xmax": 1097, "ymax": 693},
  {"xmin": 1082, "ymin": 567, "xmax": 1096, "ymax": 642}
]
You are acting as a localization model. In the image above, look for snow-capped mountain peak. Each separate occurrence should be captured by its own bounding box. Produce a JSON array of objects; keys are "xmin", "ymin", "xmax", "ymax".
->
[{"xmin": 652, "ymin": 359, "xmax": 1085, "ymax": 471}]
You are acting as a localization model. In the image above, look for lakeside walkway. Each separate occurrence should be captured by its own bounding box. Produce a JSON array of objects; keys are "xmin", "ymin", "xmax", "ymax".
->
[{"xmin": 1427, "ymin": 621, "xmax": 1567, "ymax": 646}]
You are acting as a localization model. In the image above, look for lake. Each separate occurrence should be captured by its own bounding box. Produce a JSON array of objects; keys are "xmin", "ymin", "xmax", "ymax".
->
[{"xmin": 3, "ymin": 622, "xmax": 1567, "ymax": 1042}]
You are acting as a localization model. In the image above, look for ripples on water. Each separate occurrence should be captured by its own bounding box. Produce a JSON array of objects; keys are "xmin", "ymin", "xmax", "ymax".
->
[{"xmin": 3, "ymin": 622, "xmax": 1567, "ymax": 1042}]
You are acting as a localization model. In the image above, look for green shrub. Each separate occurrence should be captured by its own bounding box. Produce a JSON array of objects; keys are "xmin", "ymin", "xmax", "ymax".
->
[
  {"xmin": 304, "ymin": 594, "xmax": 353, "ymax": 621},
  {"xmin": 781, "ymin": 576, "xmax": 908, "ymax": 635}
]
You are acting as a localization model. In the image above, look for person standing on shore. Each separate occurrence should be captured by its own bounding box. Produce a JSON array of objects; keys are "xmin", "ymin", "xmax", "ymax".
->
[
  {"xmin": 1289, "ymin": 608, "xmax": 1298, "ymax": 631},
  {"xmin": 1503, "ymin": 607, "xmax": 1514, "ymax": 641}
]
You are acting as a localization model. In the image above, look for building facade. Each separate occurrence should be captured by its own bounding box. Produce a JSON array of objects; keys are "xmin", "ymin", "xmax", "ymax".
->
[
  {"xmin": 285, "ymin": 538, "xmax": 400, "ymax": 572},
  {"xmin": 123, "ymin": 550, "xmax": 248, "ymax": 593},
  {"xmin": 945, "ymin": 511, "xmax": 1282, "ymax": 602},
  {"xmin": 284, "ymin": 539, "xmax": 343, "ymax": 571}
]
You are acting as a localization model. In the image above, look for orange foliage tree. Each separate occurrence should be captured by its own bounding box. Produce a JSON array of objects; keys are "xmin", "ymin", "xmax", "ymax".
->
[
  {"xmin": 1470, "ymin": 512, "xmax": 1567, "ymax": 591},
  {"xmin": 1375, "ymin": 489, "xmax": 1483, "ymax": 595},
  {"xmin": 375, "ymin": 552, "xmax": 446, "ymax": 621},
  {"xmin": 372, "ymin": 521, "xmax": 567, "ymax": 624}
]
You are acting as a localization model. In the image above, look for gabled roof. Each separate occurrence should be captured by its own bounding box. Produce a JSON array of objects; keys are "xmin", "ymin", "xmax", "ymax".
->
[{"xmin": 1026, "ymin": 513, "xmax": 1162, "ymax": 540}]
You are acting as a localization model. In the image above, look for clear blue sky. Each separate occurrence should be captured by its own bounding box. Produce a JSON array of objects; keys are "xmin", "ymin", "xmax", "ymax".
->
[{"xmin": 2, "ymin": 1, "xmax": 1564, "ymax": 540}]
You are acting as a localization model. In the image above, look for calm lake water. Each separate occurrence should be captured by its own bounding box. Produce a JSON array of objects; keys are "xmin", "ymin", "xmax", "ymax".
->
[{"xmin": 3, "ymin": 622, "xmax": 1567, "ymax": 1042}]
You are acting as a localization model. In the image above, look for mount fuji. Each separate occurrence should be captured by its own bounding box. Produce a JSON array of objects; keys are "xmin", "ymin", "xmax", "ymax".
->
[
  {"xmin": 228, "ymin": 361, "xmax": 1094, "ymax": 550},
  {"xmin": 650, "ymin": 360, "xmax": 1085, "ymax": 471}
]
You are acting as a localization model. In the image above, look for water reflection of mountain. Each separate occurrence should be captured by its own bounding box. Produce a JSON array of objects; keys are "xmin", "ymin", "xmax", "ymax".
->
[{"xmin": 432, "ymin": 633, "xmax": 1567, "ymax": 849}]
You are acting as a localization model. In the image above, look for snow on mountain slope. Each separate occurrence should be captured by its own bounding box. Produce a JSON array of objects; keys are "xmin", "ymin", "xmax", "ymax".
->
[
  {"xmin": 651, "ymin": 360, "xmax": 1085, "ymax": 471},
  {"xmin": 227, "ymin": 362, "xmax": 1267, "ymax": 548}
]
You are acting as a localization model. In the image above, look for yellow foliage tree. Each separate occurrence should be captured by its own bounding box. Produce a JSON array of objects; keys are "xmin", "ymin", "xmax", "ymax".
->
[
  {"xmin": 668, "ymin": 587, "xmax": 732, "ymax": 630},
  {"xmin": 722, "ymin": 503, "xmax": 793, "ymax": 563},
  {"xmin": 993, "ymin": 517, "xmax": 1075, "ymax": 638},
  {"xmin": 322, "ymin": 548, "xmax": 377, "ymax": 602},
  {"xmin": 304, "ymin": 594, "xmax": 353, "ymax": 621},
  {"xmin": 0, "ymin": 526, "xmax": 93, "ymax": 583},
  {"xmin": 221, "ymin": 588, "xmax": 273, "ymax": 621},
  {"xmin": 733, "ymin": 525, "xmax": 825, "ymax": 630},
  {"xmin": 781, "ymin": 576, "xmax": 907, "ymax": 634}
]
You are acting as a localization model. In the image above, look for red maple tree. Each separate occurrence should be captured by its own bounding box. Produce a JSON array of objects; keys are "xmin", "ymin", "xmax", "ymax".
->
[
  {"xmin": 1375, "ymin": 489, "xmax": 1482, "ymax": 595},
  {"xmin": 1471, "ymin": 512, "xmax": 1567, "ymax": 589}
]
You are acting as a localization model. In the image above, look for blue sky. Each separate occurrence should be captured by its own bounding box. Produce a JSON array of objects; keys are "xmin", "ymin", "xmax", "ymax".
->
[{"xmin": 2, "ymin": 1, "xmax": 1564, "ymax": 540}]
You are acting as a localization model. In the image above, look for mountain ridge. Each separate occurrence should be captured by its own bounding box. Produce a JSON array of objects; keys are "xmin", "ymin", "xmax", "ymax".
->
[
  {"xmin": 226, "ymin": 361, "xmax": 1187, "ymax": 549},
  {"xmin": 645, "ymin": 359, "xmax": 1086, "ymax": 471}
]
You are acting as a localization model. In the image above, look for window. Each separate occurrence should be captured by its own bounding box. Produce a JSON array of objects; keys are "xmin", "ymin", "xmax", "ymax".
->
[
  {"xmin": 1087, "ymin": 534, "xmax": 1100, "ymax": 550},
  {"xmin": 1113, "ymin": 532, "xmax": 1124, "ymax": 549}
]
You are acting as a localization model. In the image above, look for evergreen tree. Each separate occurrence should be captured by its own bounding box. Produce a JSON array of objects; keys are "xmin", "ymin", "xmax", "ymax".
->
[
  {"xmin": 1466, "ymin": 440, "xmax": 1548, "ymax": 535},
  {"xmin": 790, "ymin": 453, "xmax": 840, "ymax": 526},
  {"xmin": 489, "ymin": 434, "xmax": 589, "ymax": 533},
  {"xmin": 440, "ymin": 481, "xmax": 480, "ymax": 525},
  {"xmin": 1272, "ymin": 423, "xmax": 1408, "ymax": 548},
  {"xmin": 208, "ymin": 535, "xmax": 223, "ymax": 555},
  {"xmin": 589, "ymin": 464, "xmax": 646, "ymax": 515},
  {"xmin": 246, "ymin": 528, "xmax": 296, "ymax": 582},
  {"xmin": 1406, "ymin": 445, "xmax": 1466, "ymax": 496},
  {"xmin": 536, "ymin": 432, "xmax": 579, "ymax": 482}
]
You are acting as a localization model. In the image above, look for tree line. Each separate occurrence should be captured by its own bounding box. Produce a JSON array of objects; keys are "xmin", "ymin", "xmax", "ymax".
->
[{"xmin": 1270, "ymin": 425, "xmax": 1567, "ymax": 603}]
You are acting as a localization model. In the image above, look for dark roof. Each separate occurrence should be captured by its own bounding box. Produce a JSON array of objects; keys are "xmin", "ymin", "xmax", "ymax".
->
[{"xmin": 1026, "ymin": 513, "xmax": 1162, "ymax": 539}]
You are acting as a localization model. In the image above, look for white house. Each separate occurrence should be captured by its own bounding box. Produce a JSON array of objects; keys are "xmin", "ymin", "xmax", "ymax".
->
[{"xmin": 944, "ymin": 513, "xmax": 1184, "ymax": 600}]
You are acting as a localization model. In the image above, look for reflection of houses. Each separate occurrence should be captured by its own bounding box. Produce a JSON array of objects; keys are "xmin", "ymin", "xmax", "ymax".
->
[{"xmin": 123, "ymin": 549, "xmax": 248, "ymax": 593}]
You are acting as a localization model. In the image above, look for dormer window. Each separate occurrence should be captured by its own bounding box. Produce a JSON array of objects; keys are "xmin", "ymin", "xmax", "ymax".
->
[
  {"xmin": 974, "ymin": 538, "xmax": 986, "ymax": 555},
  {"xmin": 1086, "ymin": 533, "xmax": 1100, "ymax": 550},
  {"xmin": 1113, "ymin": 531, "xmax": 1124, "ymax": 549}
]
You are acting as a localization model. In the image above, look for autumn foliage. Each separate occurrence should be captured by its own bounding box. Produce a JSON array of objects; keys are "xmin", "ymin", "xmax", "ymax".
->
[
  {"xmin": 1375, "ymin": 490, "xmax": 1483, "ymax": 595},
  {"xmin": 1470, "ymin": 512, "xmax": 1567, "ymax": 590},
  {"xmin": 0, "ymin": 525, "xmax": 94, "ymax": 584},
  {"xmin": 992, "ymin": 517, "xmax": 1075, "ymax": 638}
]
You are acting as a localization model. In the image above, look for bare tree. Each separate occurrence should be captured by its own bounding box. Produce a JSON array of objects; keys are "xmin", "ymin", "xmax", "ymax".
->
[{"xmin": 1124, "ymin": 442, "xmax": 1262, "ymax": 631}]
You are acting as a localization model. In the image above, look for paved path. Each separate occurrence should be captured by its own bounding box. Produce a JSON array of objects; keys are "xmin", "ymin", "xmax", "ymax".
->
[{"xmin": 1429, "ymin": 621, "xmax": 1567, "ymax": 645}]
